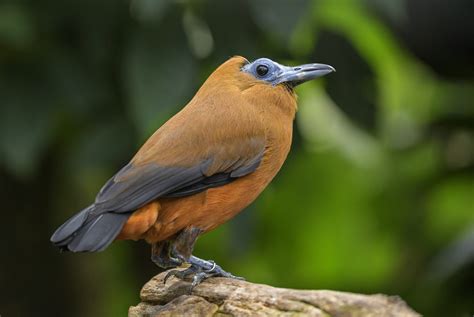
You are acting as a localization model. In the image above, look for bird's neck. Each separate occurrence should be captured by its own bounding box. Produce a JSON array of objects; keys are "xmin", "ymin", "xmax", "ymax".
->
[
  {"xmin": 245, "ymin": 86, "xmax": 296, "ymax": 169},
  {"xmin": 243, "ymin": 85, "xmax": 297, "ymax": 120}
]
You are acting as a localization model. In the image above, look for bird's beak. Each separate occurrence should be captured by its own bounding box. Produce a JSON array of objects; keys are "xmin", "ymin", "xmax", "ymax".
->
[{"xmin": 274, "ymin": 63, "xmax": 335, "ymax": 87}]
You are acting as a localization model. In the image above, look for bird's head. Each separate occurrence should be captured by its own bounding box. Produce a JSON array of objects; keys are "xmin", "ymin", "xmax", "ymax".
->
[
  {"xmin": 241, "ymin": 57, "xmax": 335, "ymax": 88},
  {"xmin": 203, "ymin": 56, "xmax": 334, "ymax": 91},
  {"xmin": 193, "ymin": 56, "xmax": 335, "ymax": 117}
]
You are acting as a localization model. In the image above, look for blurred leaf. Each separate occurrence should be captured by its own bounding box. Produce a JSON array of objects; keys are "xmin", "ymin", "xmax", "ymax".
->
[
  {"xmin": 247, "ymin": 0, "xmax": 310, "ymax": 44},
  {"xmin": 365, "ymin": 0, "xmax": 407, "ymax": 24},
  {"xmin": 65, "ymin": 118, "xmax": 135, "ymax": 194},
  {"xmin": 297, "ymin": 82, "xmax": 382, "ymax": 167},
  {"xmin": 129, "ymin": 0, "xmax": 171, "ymax": 24},
  {"xmin": 247, "ymin": 149, "xmax": 399, "ymax": 290},
  {"xmin": 388, "ymin": 141, "xmax": 441, "ymax": 189},
  {"xmin": 314, "ymin": 0, "xmax": 445, "ymax": 147},
  {"xmin": 0, "ymin": 4, "xmax": 34, "ymax": 51},
  {"xmin": 0, "ymin": 105, "xmax": 53, "ymax": 178},
  {"xmin": 201, "ymin": 1, "xmax": 258, "ymax": 60},
  {"xmin": 96, "ymin": 243, "xmax": 138, "ymax": 317},
  {"xmin": 183, "ymin": 9, "xmax": 214, "ymax": 59},
  {"xmin": 47, "ymin": 51, "xmax": 110, "ymax": 116},
  {"xmin": 425, "ymin": 176, "xmax": 474, "ymax": 243},
  {"xmin": 427, "ymin": 226, "xmax": 474, "ymax": 282},
  {"xmin": 288, "ymin": 12, "xmax": 318, "ymax": 58},
  {"xmin": 124, "ymin": 28, "xmax": 197, "ymax": 137},
  {"xmin": 0, "ymin": 73, "xmax": 55, "ymax": 178}
]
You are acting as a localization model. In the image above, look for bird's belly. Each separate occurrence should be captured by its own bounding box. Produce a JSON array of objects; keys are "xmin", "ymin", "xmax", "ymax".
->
[
  {"xmin": 143, "ymin": 172, "xmax": 266, "ymax": 243},
  {"xmin": 143, "ymin": 149, "xmax": 288, "ymax": 243}
]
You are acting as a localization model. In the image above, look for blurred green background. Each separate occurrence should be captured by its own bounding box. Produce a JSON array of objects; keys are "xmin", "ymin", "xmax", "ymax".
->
[{"xmin": 1, "ymin": 0, "xmax": 473, "ymax": 316}]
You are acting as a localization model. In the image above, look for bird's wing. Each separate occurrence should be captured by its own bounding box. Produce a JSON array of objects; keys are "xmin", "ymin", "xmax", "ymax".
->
[{"xmin": 92, "ymin": 106, "xmax": 266, "ymax": 213}]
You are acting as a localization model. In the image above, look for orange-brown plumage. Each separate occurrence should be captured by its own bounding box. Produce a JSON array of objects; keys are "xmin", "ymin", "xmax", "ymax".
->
[
  {"xmin": 51, "ymin": 55, "xmax": 334, "ymax": 282},
  {"xmin": 118, "ymin": 56, "xmax": 296, "ymax": 243}
]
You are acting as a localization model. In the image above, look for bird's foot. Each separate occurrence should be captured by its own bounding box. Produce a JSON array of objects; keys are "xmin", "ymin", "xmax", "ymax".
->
[
  {"xmin": 163, "ymin": 265, "xmax": 199, "ymax": 284},
  {"xmin": 164, "ymin": 255, "xmax": 244, "ymax": 289},
  {"xmin": 189, "ymin": 256, "xmax": 244, "ymax": 280}
]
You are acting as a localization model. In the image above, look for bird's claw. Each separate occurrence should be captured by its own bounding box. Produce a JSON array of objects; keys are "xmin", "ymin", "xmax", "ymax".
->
[
  {"xmin": 191, "ymin": 271, "xmax": 211, "ymax": 289},
  {"xmin": 163, "ymin": 266, "xmax": 197, "ymax": 284},
  {"xmin": 163, "ymin": 257, "xmax": 244, "ymax": 289},
  {"xmin": 202, "ymin": 260, "xmax": 244, "ymax": 280}
]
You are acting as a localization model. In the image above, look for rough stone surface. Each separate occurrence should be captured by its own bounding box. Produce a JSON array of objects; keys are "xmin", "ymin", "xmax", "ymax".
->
[{"xmin": 129, "ymin": 269, "xmax": 421, "ymax": 317}]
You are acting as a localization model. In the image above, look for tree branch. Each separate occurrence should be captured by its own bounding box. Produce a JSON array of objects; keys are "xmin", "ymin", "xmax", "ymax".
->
[{"xmin": 129, "ymin": 269, "xmax": 420, "ymax": 317}]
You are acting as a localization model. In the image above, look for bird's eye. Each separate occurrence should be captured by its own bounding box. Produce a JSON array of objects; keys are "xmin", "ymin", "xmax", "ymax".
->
[{"xmin": 256, "ymin": 65, "xmax": 269, "ymax": 77}]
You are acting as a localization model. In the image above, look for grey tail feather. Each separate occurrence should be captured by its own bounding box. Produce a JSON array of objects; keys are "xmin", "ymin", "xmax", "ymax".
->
[
  {"xmin": 50, "ymin": 206, "xmax": 93, "ymax": 245},
  {"xmin": 51, "ymin": 206, "xmax": 130, "ymax": 252}
]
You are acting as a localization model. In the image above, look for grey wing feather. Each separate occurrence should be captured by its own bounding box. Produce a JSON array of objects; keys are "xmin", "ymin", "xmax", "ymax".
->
[
  {"xmin": 50, "ymin": 147, "xmax": 264, "ymax": 253},
  {"xmin": 94, "ymin": 150, "xmax": 264, "ymax": 213},
  {"xmin": 93, "ymin": 160, "xmax": 212, "ymax": 212}
]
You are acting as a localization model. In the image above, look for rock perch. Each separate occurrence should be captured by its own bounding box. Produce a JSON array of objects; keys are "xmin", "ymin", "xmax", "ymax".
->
[{"xmin": 129, "ymin": 269, "xmax": 420, "ymax": 316}]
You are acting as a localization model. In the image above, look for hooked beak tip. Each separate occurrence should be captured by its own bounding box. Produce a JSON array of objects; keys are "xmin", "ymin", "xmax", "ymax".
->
[
  {"xmin": 307, "ymin": 64, "xmax": 336, "ymax": 74},
  {"xmin": 277, "ymin": 63, "xmax": 335, "ymax": 87}
]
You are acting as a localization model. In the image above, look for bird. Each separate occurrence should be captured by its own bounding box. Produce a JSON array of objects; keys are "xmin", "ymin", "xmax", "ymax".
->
[{"xmin": 50, "ymin": 56, "xmax": 335, "ymax": 286}]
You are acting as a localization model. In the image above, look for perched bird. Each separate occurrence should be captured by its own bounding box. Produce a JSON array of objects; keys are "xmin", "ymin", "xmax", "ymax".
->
[{"xmin": 51, "ymin": 56, "xmax": 334, "ymax": 286}]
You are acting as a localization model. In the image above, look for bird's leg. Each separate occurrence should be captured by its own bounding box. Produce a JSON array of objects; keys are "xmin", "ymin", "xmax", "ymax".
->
[
  {"xmin": 163, "ymin": 227, "xmax": 244, "ymax": 288},
  {"xmin": 151, "ymin": 241, "xmax": 182, "ymax": 269},
  {"xmin": 171, "ymin": 227, "xmax": 203, "ymax": 260},
  {"xmin": 162, "ymin": 227, "xmax": 202, "ymax": 282}
]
